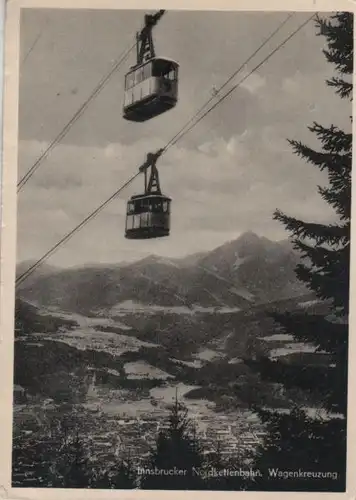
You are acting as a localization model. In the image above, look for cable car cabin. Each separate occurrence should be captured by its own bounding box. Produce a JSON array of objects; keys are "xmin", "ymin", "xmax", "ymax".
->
[
  {"xmin": 125, "ymin": 194, "xmax": 171, "ymax": 239},
  {"xmin": 123, "ymin": 57, "xmax": 179, "ymax": 122}
]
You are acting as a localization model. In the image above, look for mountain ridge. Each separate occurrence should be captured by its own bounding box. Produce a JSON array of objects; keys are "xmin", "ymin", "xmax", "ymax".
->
[{"xmin": 17, "ymin": 232, "xmax": 308, "ymax": 314}]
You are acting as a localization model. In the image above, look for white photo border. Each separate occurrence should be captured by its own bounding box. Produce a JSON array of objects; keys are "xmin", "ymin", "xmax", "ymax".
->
[{"xmin": 1, "ymin": 0, "xmax": 355, "ymax": 498}]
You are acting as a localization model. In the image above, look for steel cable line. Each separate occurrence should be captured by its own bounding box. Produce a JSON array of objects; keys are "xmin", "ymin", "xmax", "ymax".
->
[
  {"xmin": 163, "ymin": 12, "xmax": 316, "ymax": 153},
  {"xmin": 163, "ymin": 12, "xmax": 295, "ymax": 152},
  {"xmin": 16, "ymin": 172, "xmax": 140, "ymax": 287},
  {"xmin": 16, "ymin": 13, "xmax": 314, "ymax": 287},
  {"xmin": 18, "ymin": 10, "xmax": 166, "ymax": 193},
  {"xmin": 17, "ymin": 40, "xmax": 136, "ymax": 192},
  {"xmin": 21, "ymin": 20, "xmax": 48, "ymax": 67}
]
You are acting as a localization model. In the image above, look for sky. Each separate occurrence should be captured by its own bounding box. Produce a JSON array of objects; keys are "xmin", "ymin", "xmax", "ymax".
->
[{"xmin": 17, "ymin": 9, "xmax": 352, "ymax": 267}]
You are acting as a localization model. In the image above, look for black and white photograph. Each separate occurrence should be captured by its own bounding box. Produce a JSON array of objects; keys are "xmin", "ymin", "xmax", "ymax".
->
[{"xmin": 5, "ymin": 4, "xmax": 353, "ymax": 493}]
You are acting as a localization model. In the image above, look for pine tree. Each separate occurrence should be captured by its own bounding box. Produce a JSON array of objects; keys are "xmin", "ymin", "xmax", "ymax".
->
[
  {"xmin": 60, "ymin": 433, "xmax": 93, "ymax": 488},
  {"xmin": 47, "ymin": 424, "xmax": 94, "ymax": 488},
  {"xmin": 203, "ymin": 440, "xmax": 248, "ymax": 491},
  {"xmin": 94, "ymin": 458, "xmax": 137, "ymax": 489},
  {"xmin": 249, "ymin": 12, "xmax": 352, "ymax": 492},
  {"xmin": 140, "ymin": 396, "xmax": 206, "ymax": 490},
  {"xmin": 26, "ymin": 409, "xmax": 97, "ymax": 488}
]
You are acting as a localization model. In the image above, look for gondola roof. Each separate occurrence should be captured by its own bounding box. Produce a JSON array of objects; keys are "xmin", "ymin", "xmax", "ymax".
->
[
  {"xmin": 129, "ymin": 56, "xmax": 179, "ymax": 71},
  {"xmin": 129, "ymin": 193, "xmax": 172, "ymax": 200}
]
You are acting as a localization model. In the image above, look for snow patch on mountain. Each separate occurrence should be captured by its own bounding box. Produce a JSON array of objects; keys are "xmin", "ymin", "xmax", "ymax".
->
[
  {"xmin": 42, "ymin": 327, "xmax": 158, "ymax": 356},
  {"xmin": 269, "ymin": 343, "xmax": 317, "ymax": 359},
  {"xmin": 232, "ymin": 252, "xmax": 250, "ymax": 271},
  {"xmin": 228, "ymin": 287, "xmax": 255, "ymax": 302},
  {"xmin": 194, "ymin": 348, "xmax": 224, "ymax": 362},
  {"xmin": 170, "ymin": 358, "xmax": 203, "ymax": 369},
  {"xmin": 258, "ymin": 334, "xmax": 295, "ymax": 342},
  {"xmin": 124, "ymin": 361, "xmax": 174, "ymax": 380}
]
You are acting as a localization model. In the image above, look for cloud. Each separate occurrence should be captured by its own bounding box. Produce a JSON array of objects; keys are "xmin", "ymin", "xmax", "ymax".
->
[
  {"xmin": 282, "ymin": 70, "xmax": 304, "ymax": 95},
  {"xmin": 17, "ymin": 125, "xmax": 336, "ymax": 267},
  {"xmin": 239, "ymin": 72, "xmax": 266, "ymax": 94},
  {"xmin": 19, "ymin": 11, "xmax": 334, "ymax": 148},
  {"xmin": 16, "ymin": 11, "xmax": 350, "ymax": 267}
]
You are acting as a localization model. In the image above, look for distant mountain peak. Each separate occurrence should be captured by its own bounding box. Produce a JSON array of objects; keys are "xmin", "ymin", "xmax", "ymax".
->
[
  {"xmin": 235, "ymin": 231, "xmax": 274, "ymax": 248},
  {"xmin": 17, "ymin": 230, "xmax": 307, "ymax": 313},
  {"xmin": 136, "ymin": 254, "xmax": 174, "ymax": 267},
  {"xmin": 237, "ymin": 231, "xmax": 261, "ymax": 242}
]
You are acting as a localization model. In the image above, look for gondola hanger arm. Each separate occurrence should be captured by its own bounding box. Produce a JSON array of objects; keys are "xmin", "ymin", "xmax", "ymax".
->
[
  {"xmin": 139, "ymin": 148, "xmax": 164, "ymax": 172},
  {"xmin": 138, "ymin": 10, "xmax": 165, "ymax": 43},
  {"xmin": 135, "ymin": 11, "xmax": 164, "ymax": 65},
  {"xmin": 141, "ymin": 10, "xmax": 165, "ymax": 35},
  {"xmin": 136, "ymin": 10, "xmax": 166, "ymax": 64}
]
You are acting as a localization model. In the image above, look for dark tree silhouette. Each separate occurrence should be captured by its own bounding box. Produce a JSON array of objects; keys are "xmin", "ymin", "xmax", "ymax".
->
[
  {"xmin": 94, "ymin": 457, "xmax": 137, "ymax": 489},
  {"xmin": 249, "ymin": 12, "xmax": 352, "ymax": 492},
  {"xmin": 140, "ymin": 395, "xmax": 207, "ymax": 489}
]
